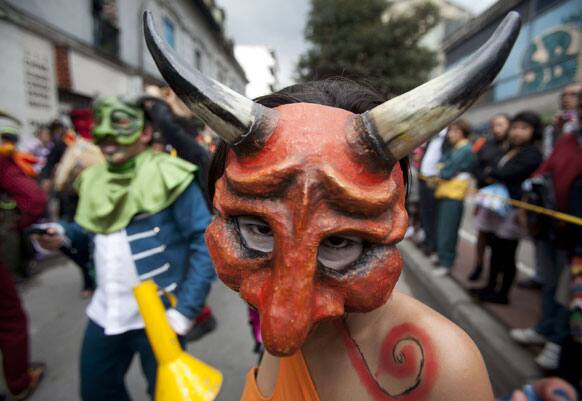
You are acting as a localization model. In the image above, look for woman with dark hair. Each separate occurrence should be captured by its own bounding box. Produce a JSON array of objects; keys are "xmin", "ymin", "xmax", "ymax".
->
[
  {"xmin": 475, "ymin": 111, "xmax": 543, "ymax": 305},
  {"xmin": 469, "ymin": 113, "xmax": 510, "ymax": 282},
  {"xmin": 432, "ymin": 119, "xmax": 475, "ymax": 277}
]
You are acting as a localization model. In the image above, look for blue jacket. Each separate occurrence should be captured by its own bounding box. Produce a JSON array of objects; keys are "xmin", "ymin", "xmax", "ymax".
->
[
  {"xmin": 438, "ymin": 141, "xmax": 475, "ymax": 180},
  {"xmin": 62, "ymin": 181, "xmax": 215, "ymax": 320}
]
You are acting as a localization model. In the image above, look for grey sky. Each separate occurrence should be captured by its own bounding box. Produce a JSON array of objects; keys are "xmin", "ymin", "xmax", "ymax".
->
[{"xmin": 218, "ymin": 0, "xmax": 497, "ymax": 87}]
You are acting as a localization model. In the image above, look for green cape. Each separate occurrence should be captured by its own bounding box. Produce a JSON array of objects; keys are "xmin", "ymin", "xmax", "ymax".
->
[{"xmin": 74, "ymin": 149, "xmax": 196, "ymax": 234}]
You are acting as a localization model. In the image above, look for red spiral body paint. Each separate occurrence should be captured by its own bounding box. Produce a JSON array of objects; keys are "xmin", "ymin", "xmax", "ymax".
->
[{"xmin": 335, "ymin": 319, "xmax": 438, "ymax": 401}]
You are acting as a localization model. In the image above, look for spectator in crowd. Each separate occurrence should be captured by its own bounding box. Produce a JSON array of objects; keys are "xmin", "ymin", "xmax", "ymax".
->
[
  {"xmin": 22, "ymin": 125, "xmax": 54, "ymax": 174},
  {"xmin": 432, "ymin": 119, "xmax": 475, "ymax": 277},
  {"xmin": 38, "ymin": 120, "xmax": 68, "ymax": 186},
  {"xmin": 556, "ymin": 90, "xmax": 582, "ymax": 391},
  {"xmin": 474, "ymin": 111, "xmax": 543, "ymax": 305},
  {"xmin": 405, "ymin": 146, "xmax": 424, "ymax": 241},
  {"xmin": 418, "ymin": 128, "xmax": 449, "ymax": 260},
  {"xmin": 469, "ymin": 114, "xmax": 510, "ymax": 282},
  {"xmin": 0, "ymin": 123, "xmax": 47, "ymax": 400},
  {"xmin": 0, "ymin": 121, "xmax": 38, "ymax": 178},
  {"xmin": 38, "ymin": 120, "xmax": 80, "ymax": 220},
  {"xmin": 511, "ymin": 88, "xmax": 582, "ymax": 372},
  {"xmin": 141, "ymin": 85, "xmax": 211, "ymax": 203},
  {"xmin": 0, "ymin": 115, "xmax": 40, "ymax": 279},
  {"xmin": 41, "ymin": 111, "xmax": 98, "ymax": 223},
  {"xmin": 47, "ymin": 111, "xmax": 103, "ymax": 297},
  {"xmin": 542, "ymin": 82, "xmax": 581, "ymax": 158},
  {"xmin": 520, "ymin": 84, "xmax": 581, "ymax": 291}
]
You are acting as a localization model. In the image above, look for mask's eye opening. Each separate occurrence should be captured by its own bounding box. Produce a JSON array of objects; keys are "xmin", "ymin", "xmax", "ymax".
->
[
  {"xmin": 234, "ymin": 216, "xmax": 274, "ymax": 254},
  {"xmin": 317, "ymin": 234, "xmax": 364, "ymax": 274},
  {"xmin": 111, "ymin": 110, "xmax": 135, "ymax": 131}
]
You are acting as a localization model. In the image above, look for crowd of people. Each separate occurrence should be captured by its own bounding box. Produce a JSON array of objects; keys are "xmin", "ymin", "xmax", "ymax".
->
[
  {"xmin": 0, "ymin": 14, "xmax": 579, "ymax": 400},
  {"xmin": 406, "ymin": 82, "xmax": 582, "ymax": 382}
]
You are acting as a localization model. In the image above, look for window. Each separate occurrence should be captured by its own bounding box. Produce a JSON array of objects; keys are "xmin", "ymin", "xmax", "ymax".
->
[
  {"xmin": 92, "ymin": 0, "xmax": 119, "ymax": 56},
  {"xmin": 194, "ymin": 49, "xmax": 203, "ymax": 71},
  {"xmin": 163, "ymin": 17, "xmax": 176, "ymax": 49}
]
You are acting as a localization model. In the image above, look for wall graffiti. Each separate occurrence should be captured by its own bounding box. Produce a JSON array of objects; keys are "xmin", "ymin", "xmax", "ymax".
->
[{"xmin": 521, "ymin": 25, "xmax": 579, "ymax": 94}]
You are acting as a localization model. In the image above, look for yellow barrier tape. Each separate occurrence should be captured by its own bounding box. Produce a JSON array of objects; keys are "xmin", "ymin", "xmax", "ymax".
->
[{"xmin": 418, "ymin": 174, "xmax": 582, "ymax": 227}]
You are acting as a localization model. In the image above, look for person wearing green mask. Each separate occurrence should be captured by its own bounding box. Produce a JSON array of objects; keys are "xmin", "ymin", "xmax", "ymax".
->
[{"xmin": 34, "ymin": 96, "xmax": 216, "ymax": 401}]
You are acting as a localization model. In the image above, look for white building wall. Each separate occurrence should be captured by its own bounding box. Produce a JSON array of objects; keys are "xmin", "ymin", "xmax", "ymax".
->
[
  {"xmin": 117, "ymin": 0, "xmax": 144, "ymax": 69},
  {"xmin": 0, "ymin": 22, "xmax": 59, "ymax": 141},
  {"xmin": 7, "ymin": 0, "xmax": 246, "ymax": 92},
  {"xmin": 1, "ymin": 0, "xmax": 246, "ymax": 134},
  {"xmin": 145, "ymin": 1, "xmax": 246, "ymax": 93},
  {"xmin": 6, "ymin": 0, "xmax": 93, "ymax": 45},
  {"xmin": 69, "ymin": 51, "xmax": 143, "ymax": 98}
]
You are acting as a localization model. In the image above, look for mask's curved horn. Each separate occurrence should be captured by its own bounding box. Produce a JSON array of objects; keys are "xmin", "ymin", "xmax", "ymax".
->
[
  {"xmin": 143, "ymin": 10, "xmax": 277, "ymax": 149},
  {"xmin": 362, "ymin": 11, "xmax": 521, "ymax": 163}
]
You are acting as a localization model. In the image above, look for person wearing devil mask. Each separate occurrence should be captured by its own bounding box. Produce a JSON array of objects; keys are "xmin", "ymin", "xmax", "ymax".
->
[
  {"xmin": 144, "ymin": 10, "xmax": 521, "ymax": 401},
  {"xmin": 33, "ymin": 96, "xmax": 215, "ymax": 401}
]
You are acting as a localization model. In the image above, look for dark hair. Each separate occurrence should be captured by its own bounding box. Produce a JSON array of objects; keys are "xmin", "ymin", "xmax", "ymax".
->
[
  {"xmin": 207, "ymin": 78, "xmax": 410, "ymax": 203},
  {"xmin": 511, "ymin": 111, "xmax": 543, "ymax": 142},
  {"xmin": 48, "ymin": 120, "xmax": 66, "ymax": 133},
  {"xmin": 0, "ymin": 133, "xmax": 18, "ymax": 143},
  {"xmin": 491, "ymin": 113, "xmax": 510, "ymax": 123},
  {"xmin": 35, "ymin": 124, "xmax": 49, "ymax": 135},
  {"xmin": 448, "ymin": 119, "xmax": 472, "ymax": 138}
]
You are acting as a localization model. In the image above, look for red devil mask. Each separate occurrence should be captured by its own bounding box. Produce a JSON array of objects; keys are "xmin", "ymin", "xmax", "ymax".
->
[{"xmin": 144, "ymin": 11, "xmax": 521, "ymax": 355}]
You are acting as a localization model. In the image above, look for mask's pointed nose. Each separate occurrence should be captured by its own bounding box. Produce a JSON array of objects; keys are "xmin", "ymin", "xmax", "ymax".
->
[
  {"xmin": 260, "ymin": 247, "xmax": 318, "ymax": 356},
  {"xmin": 261, "ymin": 275, "xmax": 314, "ymax": 356}
]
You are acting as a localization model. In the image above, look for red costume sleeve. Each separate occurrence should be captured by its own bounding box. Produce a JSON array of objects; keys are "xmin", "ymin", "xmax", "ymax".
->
[{"xmin": 0, "ymin": 155, "xmax": 47, "ymax": 229}]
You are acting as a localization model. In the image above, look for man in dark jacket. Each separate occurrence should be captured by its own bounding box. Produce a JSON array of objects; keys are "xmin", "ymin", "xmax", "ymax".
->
[{"xmin": 142, "ymin": 95, "xmax": 210, "ymax": 202}]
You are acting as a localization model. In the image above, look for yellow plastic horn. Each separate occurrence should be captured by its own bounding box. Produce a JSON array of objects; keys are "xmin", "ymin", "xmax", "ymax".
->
[{"xmin": 134, "ymin": 280, "xmax": 223, "ymax": 401}]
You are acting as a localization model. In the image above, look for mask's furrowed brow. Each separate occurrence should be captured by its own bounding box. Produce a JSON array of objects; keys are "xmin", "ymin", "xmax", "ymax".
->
[
  {"xmin": 225, "ymin": 162, "xmax": 300, "ymax": 198},
  {"xmin": 319, "ymin": 166, "xmax": 396, "ymax": 217}
]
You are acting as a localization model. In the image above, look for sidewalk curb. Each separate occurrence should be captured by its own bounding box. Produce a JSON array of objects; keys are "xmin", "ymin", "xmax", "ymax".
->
[{"xmin": 398, "ymin": 240, "xmax": 542, "ymax": 395}]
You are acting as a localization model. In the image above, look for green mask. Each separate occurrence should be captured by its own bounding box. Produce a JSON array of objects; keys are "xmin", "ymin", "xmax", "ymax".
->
[{"xmin": 92, "ymin": 96, "xmax": 144, "ymax": 145}]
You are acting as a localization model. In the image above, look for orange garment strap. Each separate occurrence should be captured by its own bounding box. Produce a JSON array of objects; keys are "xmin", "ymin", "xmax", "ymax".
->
[{"xmin": 240, "ymin": 351, "xmax": 320, "ymax": 401}]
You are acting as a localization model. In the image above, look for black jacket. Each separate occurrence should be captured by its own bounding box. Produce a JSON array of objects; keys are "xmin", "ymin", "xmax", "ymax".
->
[
  {"xmin": 489, "ymin": 144, "xmax": 542, "ymax": 200},
  {"xmin": 38, "ymin": 138, "xmax": 67, "ymax": 181},
  {"xmin": 146, "ymin": 100, "xmax": 210, "ymax": 203},
  {"xmin": 473, "ymin": 137, "xmax": 506, "ymax": 188}
]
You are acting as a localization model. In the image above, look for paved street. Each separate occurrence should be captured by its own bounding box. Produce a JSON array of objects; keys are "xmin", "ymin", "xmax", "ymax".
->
[
  {"xmin": 2, "ymin": 248, "xmax": 532, "ymax": 400},
  {"xmin": 6, "ymin": 257, "xmax": 257, "ymax": 401}
]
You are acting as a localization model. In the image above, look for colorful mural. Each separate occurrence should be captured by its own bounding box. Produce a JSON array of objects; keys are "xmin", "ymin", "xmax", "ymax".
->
[
  {"xmin": 521, "ymin": 24, "xmax": 579, "ymax": 94},
  {"xmin": 490, "ymin": 0, "xmax": 581, "ymax": 101}
]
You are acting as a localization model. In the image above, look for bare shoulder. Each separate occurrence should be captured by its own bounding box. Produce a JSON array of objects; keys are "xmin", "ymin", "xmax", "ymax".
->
[{"xmin": 370, "ymin": 291, "xmax": 494, "ymax": 401}]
